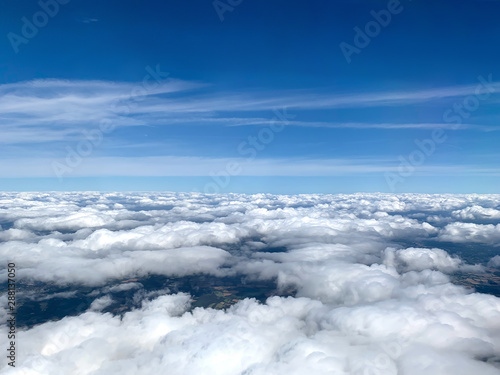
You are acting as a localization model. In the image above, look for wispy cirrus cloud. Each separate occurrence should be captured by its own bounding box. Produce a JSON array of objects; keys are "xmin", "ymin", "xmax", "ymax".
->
[
  {"xmin": 1, "ymin": 155, "xmax": 500, "ymax": 178},
  {"xmin": 1, "ymin": 78, "xmax": 499, "ymax": 146},
  {"xmin": 79, "ymin": 17, "xmax": 99, "ymax": 23}
]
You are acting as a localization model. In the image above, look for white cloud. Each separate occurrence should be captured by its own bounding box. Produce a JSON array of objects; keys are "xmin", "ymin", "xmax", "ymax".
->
[
  {"xmin": 488, "ymin": 255, "xmax": 500, "ymax": 268},
  {"xmin": 1, "ymin": 78, "xmax": 499, "ymax": 146},
  {"xmin": 438, "ymin": 222, "xmax": 500, "ymax": 244},
  {"xmin": 0, "ymin": 192, "xmax": 499, "ymax": 374},
  {"xmin": 5, "ymin": 155, "xmax": 500, "ymax": 178},
  {"xmin": 452, "ymin": 205, "xmax": 500, "ymax": 221},
  {"xmin": 89, "ymin": 295, "xmax": 114, "ymax": 312},
  {"xmin": 385, "ymin": 247, "xmax": 462, "ymax": 273}
]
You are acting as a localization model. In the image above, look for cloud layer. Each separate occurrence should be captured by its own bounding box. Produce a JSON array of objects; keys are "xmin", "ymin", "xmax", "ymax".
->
[
  {"xmin": 0, "ymin": 192, "xmax": 499, "ymax": 374},
  {"xmin": 2, "ymin": 78, "xmax": 500, "ymax": 146}
]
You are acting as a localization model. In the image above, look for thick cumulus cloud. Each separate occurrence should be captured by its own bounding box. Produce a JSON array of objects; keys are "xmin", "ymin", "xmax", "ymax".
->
[
  {"xmin": 384, "ymin": 247, "xmax": 463, "ymax": 273},
  {"xmin": 452, "ymin": 205, "xmax": 500, "ymax": 221},
  {"xmin": 438, "ymin": 222, "xmax": 500, "ymax": 245},
  {"xmin": 0, "ymin": 192, "xmax": 500, "ymax": 374}
]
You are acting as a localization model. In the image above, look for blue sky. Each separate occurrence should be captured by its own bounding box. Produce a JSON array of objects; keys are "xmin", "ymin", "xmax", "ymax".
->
[{"xmin": 0, "ymin": 0, "xmax": 499, "ymax": 193}]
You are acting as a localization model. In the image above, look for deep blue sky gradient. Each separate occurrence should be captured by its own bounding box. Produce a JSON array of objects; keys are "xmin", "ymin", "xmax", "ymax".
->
[{"xmin": 0, "ymin": 0, "xmax": 499, "ymax": 193}]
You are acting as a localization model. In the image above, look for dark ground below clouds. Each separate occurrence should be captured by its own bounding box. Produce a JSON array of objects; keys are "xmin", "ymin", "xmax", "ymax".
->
[
  {"xmin": 12, "ymin": 274, "xmax": 296, "ymax": 328},
  {"xmin": 4, "ymin": 239, "xmax": 500, "ymax": 329}
]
